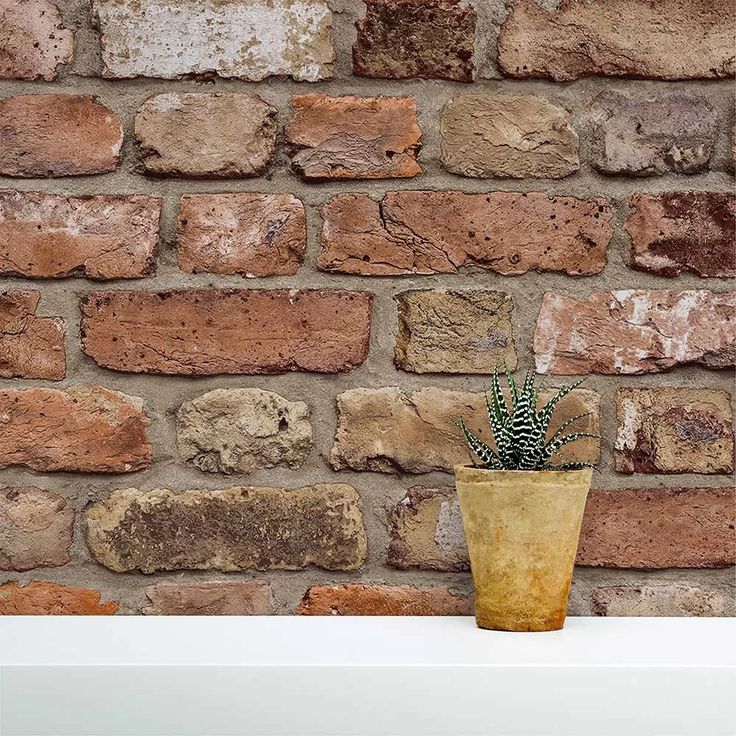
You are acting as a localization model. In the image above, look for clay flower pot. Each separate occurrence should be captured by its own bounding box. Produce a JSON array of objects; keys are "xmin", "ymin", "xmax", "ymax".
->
[{"xmin": 455, "ymin": 465, "xmax": 592, "ymax": 632}]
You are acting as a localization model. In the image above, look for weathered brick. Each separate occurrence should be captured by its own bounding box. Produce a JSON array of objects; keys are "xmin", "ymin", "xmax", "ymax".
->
[
  {"xmin": 330, "ymin": 387, "xmax": 599, "ymax": 474},
  {"xmin": 0, "ymin": 0, "xmax": 73, "ymax": 80},
  {"xmin": 0, "ymin": 386, "xmax": 151, "ymax": 473},
  {"xmin": 80, "ymin": 289, "xmax": 372, "ymax": 375},
  {"xmin": 286, "ymin": 94, "xmax": 422, "ymax": 180},
  {"xmin": 579, "ymin": 487, "xmax": 735, "ymax": 568},
  {"xmin": 319, "ymin": 191, "xmax": 611, "ymax": 276},
  {"xmin": 0, "ymin": 487, "xmax": 74, "ymax": 571},
  {"xmin": 535, "ymin": 290, "xmax": 736, "ymax": 374},
  {"xmin": 592, "ymin": 585, "xmax": 733, "ymax": 617},
  {"xmin": 143, "ymin": 581, "xmax": 273, "ymax": 615},
  {"xmin": 395, "ymin": 290, "xmax": 516, "ymax": 373},
  {"xmin": 0, "ymin": 191, "xmax": 160, "ymax": 279},
  {"xmin": 177, "ymin": 388, "xmax": 312, "ymax": 474},
  {"xmin": 441, "ymin": 94, "xmax": 578, "ymax": 179},
  {"xmin": 0, "ymin": 581, "xmax": 118, "ymax": 615},
  {"xmin": 353, "ymin": 0, "xmax": 475, "ymax": 81},
  {"xmin": 0, "ymin": 291, "xmax": 65, "ymax": 380},
  {"xmin": 388, "ymin": 486, "xmax": 468, "ymax": 571},
  {"xmin": 498, "ymin": 0, "xmax": 734, "ymax": 80},
  {"xmin": 296, "ymin": 584, "xmax": 473, "ymax": 615},
  {"xmin": 94, "ymin": 0, "xmax": 333, "ymax": 81},
  {"xmin": 0, "ymin": 94, "xmax": 122, "ymax": 177},
  {"xmin": 591, "ymin": 94, "xmax": 717, "ymax": 175},
  {"xmin": 626, "ymin": 193, "xmax": 735, "ymax": 278},
  {"xmin": 176, "ymin": 193, "xmax": 306, "ymax": 278},
  {"xmin": 86, "ymin": 485, "xmax": 367, "ymax": 573},
  {"xmin": 614, "ymin": 388, "xmax": 734, "ymax": 475},
  {"xmin": 135, "ymin": 93, "xmax": 277, "ymax": 177}
]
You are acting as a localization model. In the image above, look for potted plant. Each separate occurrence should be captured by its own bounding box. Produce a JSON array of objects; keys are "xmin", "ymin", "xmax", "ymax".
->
[{"xmin": 454, "ymin": 367, "xmax": 596, "ymax": 632}]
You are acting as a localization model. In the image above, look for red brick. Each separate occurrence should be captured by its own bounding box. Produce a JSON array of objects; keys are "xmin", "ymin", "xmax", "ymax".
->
[
  {"xmin": 498, "ymin": 0, "xmax": 734, "ymax": 80},
  {"xmin": 81, "ymin": 290, "xmax": 372, "ymax": 375},
  {"xmin": 535, "ymin": 290, "xmax": 736, "ymax": 374},
  {"xmin": 0, "ymin": 191, "xmax": 160, "ymax": 279},
  {"xmin": 319, "ymin": 191, "xmax": 611, "ymax": 276},
  {"xmin": 0, "ymin": 0, "xmax": 73, "ymax": 80},
  {"xmin": 143, "ymin": 581, "xmax": 273, "ymax": 615},
  {"xmin": 176, "ymin": 194, "xmax": 306, "ymax": 277},
  {"xmin": 0, "ymin": 385, "xmax": 151, "ymax": 473},
  {"xmin": 0, "ymin": 94, "xmax": 123, "ymax": 177},
  {"xmin": 578, "ymin": 487, "xmax": 736, "ymax": 568},
  {"xmin": 626, "ymin": 192, "xmax": 735, "ymax": 278},
  {"xmin": 0, "ymin": 581, "xmax": 118, "ymax": 615},
  {"xmin": 286, "ymin": 94, "xmax": 422, "ymax": 179},
  {"xmin": 296, "ymin": 584, "xmax": 474, "ymax": 615},
  {"xmin": 0, "ymin": 291, "xmax": 65, "ymax": 380}
]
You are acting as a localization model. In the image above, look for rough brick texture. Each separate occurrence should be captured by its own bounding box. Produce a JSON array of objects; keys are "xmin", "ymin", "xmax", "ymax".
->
[
  {"xmin": 0, "ymin": 94, "xmax": 123, "ymax": 177},
  {"xmin": 441, "ymin": 94, "xmax": 579, "ymax": 178},
  {"xmin": 0, "ymin": 191, "xmax": 161, "ymax": 279},
  {"xmin": 0, "ymin": 291, "xmax": 65, "ymax": 379},
  {"xmin": 134, "ymin": 93, "xmax": 277, "ymax": 177},
  {"xmin": 0, "ymin": 386, "xmax": 151, "ymax": 473},
  {"xmin": 287, "ymin": 94, "xmax": 422, "ymax": 179},
  {"xmin": 592, "ymin": 585, "xmax": 734, "ymax": 617},
  {"xmin": 94, "ymin": 0, "xmax": 333, "ymax": 81},
  {"xmin": 0, "ymin": 487, "xmax": 74, "ymax": 571},
  {"xmin": 626, "ymin": 193, "xmax": 735, "ymax": 278},
  {"xmin": 85, "ymin": 485, "xmax": 367, "ymax": 573},
  {"xmin": 353, "ymin": 0, "xmax": 475, "ymax": 81},
  {"xmin": 498, "ymin": 0, "xmax": 735, "ymax": 80},
  {"xmin": 330, "ymin": 387, "xmax": 599, "ymax": 473},
  {"xmin": 319, "ymin": 191, "xmax": 611, "ymax": 276},
  {"xmin": 296, "ymin": 584, "xmax": 474, "ymax": 615},
  {"xmin": 176, "ymin": 193, "xmax": 306, "ymax": 277},
  {"xmin": 0, "ymin": 0, "xmax": 73, "ymax": 80},
  {"xmin": 535, "ymin": 290, "xmax": 736, "ymax": 374},
  {"xmin": 81, "ymin": 289, "xmax": 372, "ymax": 375},
  {"xmin": 0, "ymin": 581, "xmax": 118, "ymax": 615},
  {"xmin": 144, "ymin": 581, "xmax": 273, "ymax": 615},
  {"xmin": 614, "ymin": 388, "xmax": 734, "ymax": 475}
]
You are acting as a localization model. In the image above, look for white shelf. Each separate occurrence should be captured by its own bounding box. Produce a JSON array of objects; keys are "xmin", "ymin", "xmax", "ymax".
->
[{"xmin": 1, "ymin": 616, "xmax": 734, "ymax": 735}]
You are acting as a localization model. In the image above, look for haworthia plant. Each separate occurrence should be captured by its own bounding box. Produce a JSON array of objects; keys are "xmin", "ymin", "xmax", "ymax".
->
[{"xmin": 455, "ymin": 366, "xmax": 598, "ymax": 471}]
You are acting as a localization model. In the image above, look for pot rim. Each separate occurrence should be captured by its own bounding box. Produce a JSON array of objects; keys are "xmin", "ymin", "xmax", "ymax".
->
[{"xmin": 454, "ymin": 464, "xmax": 593, "ymax": 476}]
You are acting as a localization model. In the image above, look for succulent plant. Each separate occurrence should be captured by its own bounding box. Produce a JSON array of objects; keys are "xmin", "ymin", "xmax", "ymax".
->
[{"xmin": 455, "ymin": 366, "xmax": 598, "ymax": 471}]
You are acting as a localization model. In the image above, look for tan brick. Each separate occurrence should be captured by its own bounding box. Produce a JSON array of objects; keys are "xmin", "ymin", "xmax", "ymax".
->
[
  {"xmin": 80, "ymin": 289, "xmax": 372, "ymax": 375},
  {"xmin": 85, "ymin": 485, "xmax": 367, "ymax": 573},
  {"xmin": 0, "ymin": 191, "xmax": 160, "ymax": 279},
  {"xmin": 614, "ymin": 388, "xmax": 734, "ymax": 475},
  {"xmin": 296, "ymin": 584, "xmax": 473, "ymax": 615},
  {"xmin": 498, "ymin": 0, "xmax": 734, "ymax": 80},
  {"xmin": 626, "ymin": 193, "xmax": 736, "ymax": 278},
  {"xmin": 394, "ymin": 290, "xmax": 516, "ymax": 373},
  {"xmin": 143, "ymin": 581, "xmax": 273, "ymax": 615},
  {"xmin": 0, "ymin": 291, "xmax": 65, "ymax": 380},
  {"xmin": 353, "ymin": 0, "xmax": 475, "ymax": 81},
  {"xmin": 319, "ymin": 191, "xmax": 611, "ymax": 276},
  {"xmin": 0, "ymin": 487, "xmax": 74, "ymax": 571},
  {"xmin": 176, "ymin": 388, "xmax": 312, "ymax": 474},
  {"xmin": 0, "ymin": 94, "xmax": 122, "ymax": 177},
  {"xmin": 286, "ymin": 94, "xmax": 422, "ymax": 179},
  {"xmin": 176, "ymin": 193, "xmax": 306, "ymax": 277},
  {"xmin": 0, "ymin": 581, "xmax": 118, "ymax": 615},
  {"xmin": 441, "ymin": 94, "xmax": 578, "ymax": 178},
  {"xmin": 330, "ymin": 387, "xmax": 599, "ymax": 474},
  {"xmin": 535, "ymin": 290, "xmax": 736, "ymax": 374},
  {"xmin": 94, "ymin": 0, "xmax": 333, "ymax": 81},
  {"xmin": 0, "ymin": 0, "xmax": 73, "ymax": 80},
  {"xmin": 0, "ymin": 385, "xmax": 152, "ymax": 473},
  {"xmin": 134, "ymin": 93, "xmax": 277, "ymax": 177},
  {"xmin": 592, "ymin": 585, "xmax": 734, "ymax": 617}
]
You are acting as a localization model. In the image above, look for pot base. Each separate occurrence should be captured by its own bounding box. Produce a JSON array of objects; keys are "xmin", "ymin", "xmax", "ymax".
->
[{"xmin": 475, "ymin": 613, "xmax": 565, "ymax": 633}]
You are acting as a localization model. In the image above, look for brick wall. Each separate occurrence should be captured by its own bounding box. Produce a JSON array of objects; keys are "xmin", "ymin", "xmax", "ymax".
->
[{"xmin": 0, "ymin": 0, "xmax": 734, "ymax": 617}]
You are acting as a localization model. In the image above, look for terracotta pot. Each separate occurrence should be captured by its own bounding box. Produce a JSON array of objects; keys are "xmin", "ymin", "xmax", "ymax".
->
[{"xmin": 454, "ymin": 466, "xmax": 592, "ymax": 632}]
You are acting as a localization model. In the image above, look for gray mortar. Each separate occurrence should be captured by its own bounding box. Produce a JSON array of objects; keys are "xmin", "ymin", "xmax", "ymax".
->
[{"xmin": 0, "ymin": 0, "xmax": 734, "ymax": 614}]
